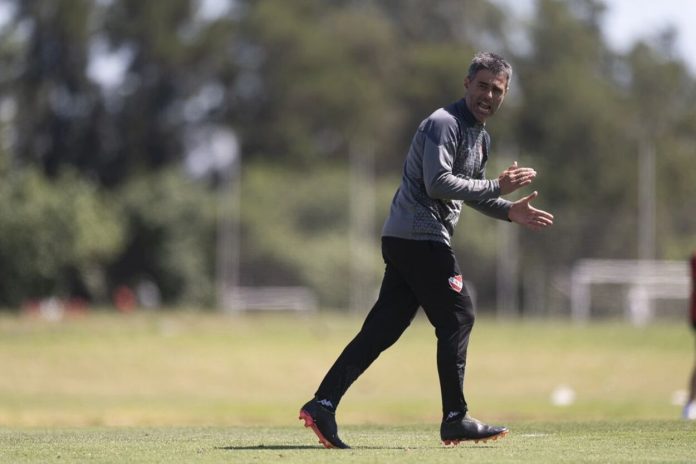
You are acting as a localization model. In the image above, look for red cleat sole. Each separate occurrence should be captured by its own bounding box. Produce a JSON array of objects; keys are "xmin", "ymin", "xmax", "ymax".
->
[
  {"xmin": 443, "ymin": 429, "xmax": 509, "ymax": 446},
  {"xmin": 299, "ymin": 409, "xmax": 334, "ymax": 449}
]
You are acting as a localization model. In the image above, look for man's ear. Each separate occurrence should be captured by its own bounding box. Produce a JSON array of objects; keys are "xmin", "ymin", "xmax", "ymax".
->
[{"xmin": 464, "ymin": 76, "xmax": 470, "ymax": 90}]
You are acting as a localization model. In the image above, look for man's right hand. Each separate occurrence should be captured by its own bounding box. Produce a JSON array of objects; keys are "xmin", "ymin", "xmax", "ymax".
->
[{"xmin": 498, "ymin": 161, "xmax": 536, "ymax": 195}]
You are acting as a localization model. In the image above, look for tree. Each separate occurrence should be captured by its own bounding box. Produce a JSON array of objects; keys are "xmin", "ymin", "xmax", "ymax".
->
[
  {"xmin": 97, "ymin": 0, "xmax": 239, "ymax": 185},
  {"xmin": 513, "ymin": 0, "xmax": 637, "ymax": 263},
  {"xmin": 233, "ymin": 0, "xmax": 400, "ymax": 167},
  {"xmin": 0, "ymin": 170, "xmax": 123, "ymax": 306},
  {"xmin": 621, "ymin": 36, "xmax": 696, "ymax": 259},
  {"xmin": 10, "ymin": 0, "xmax": 105, "ymax": 178}
]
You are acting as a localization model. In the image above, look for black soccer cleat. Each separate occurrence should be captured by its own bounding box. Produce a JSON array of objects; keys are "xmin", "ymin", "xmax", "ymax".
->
[
  {"xmin": 440, "ymin": 414, "xmax": 509, "ymax": 445},
  {"xmin": 299, "ymin": 399, "xmax": 351, "ymax": 449}
]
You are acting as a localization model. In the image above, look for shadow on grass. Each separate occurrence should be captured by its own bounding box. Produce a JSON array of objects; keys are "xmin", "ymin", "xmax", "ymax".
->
[
  {"xmin": 216, "ymin": 445, "xmax": 320, "ymax": 450},
  {"xmin": 216, "ymin": 444, "xmax": 491, "ymax": 451}
]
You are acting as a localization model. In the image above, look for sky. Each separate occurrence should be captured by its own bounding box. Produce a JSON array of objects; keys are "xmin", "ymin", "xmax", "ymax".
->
[
  {"xmin": 1, "ymin": 0, "xmax": 695, "ymax": 81},
  {"xmin": 498, "ymin": 0, "xmax": 696, "ymax": 73},
  {"xmin": 601, "ymin": 0, "xmax": 696, "ymax": 73}
]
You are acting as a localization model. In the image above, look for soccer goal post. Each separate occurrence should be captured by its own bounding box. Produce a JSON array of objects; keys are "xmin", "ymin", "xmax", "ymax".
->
[{"xmin": 570, "ymin": 259, "xmax": 690, "ymax": 325}]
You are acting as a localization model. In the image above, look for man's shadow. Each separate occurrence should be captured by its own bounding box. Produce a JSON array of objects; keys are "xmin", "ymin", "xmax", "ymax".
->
[
  {"xmin": 216, "ymin": 445, "xmax": 318, "ymax": 450},
  {"xmin": 216, "ymin": 444, "xmax": 480, "ymax": 450}
]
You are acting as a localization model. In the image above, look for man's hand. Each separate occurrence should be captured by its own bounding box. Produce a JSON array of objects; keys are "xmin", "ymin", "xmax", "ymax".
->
[
  {"xmin": 498, "ymin": 161, "xmax": 537, "ymax": 195},
  {"xmin": 508, "ymin": 191, "xmax": 554, "ymax": 231}
]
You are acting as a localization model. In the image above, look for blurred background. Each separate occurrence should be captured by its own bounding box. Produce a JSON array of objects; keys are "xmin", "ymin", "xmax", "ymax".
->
[{"xmin": 0, "ymin": 0, "xmax": 694, "ymax": 320}]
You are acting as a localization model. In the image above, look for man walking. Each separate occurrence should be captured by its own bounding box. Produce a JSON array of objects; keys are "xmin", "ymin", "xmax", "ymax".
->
[{"xmin": 300, "ymin": 52, "xmax": 554, "ymax": 448}]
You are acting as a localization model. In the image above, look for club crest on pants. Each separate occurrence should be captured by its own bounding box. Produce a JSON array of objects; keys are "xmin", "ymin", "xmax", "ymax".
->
[{"xmin": 448, "ymin": 275, "xmax": 463, "ymax": 293}]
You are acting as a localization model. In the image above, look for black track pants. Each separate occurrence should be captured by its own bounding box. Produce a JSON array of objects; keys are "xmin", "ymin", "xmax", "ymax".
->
[{"xmin": 315, "ymin": 236, "xmax": 476, "ymax": 416}]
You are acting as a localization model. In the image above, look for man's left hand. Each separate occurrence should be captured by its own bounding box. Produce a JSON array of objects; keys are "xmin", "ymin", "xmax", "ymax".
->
[{"xmin": 508, "ymin": 191, "xmax": 554, "ymax": 231}]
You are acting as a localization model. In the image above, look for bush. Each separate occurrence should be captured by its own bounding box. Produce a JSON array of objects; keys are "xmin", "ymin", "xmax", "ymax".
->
[
  {"xmin": 0, "ymin": 169, "xmax": 124, "ymax": 306},
  {"xmin": 108, "ymin": 169, "xmax": 218, "ymax": 307},
  {"xmin": 240, "ymin": 163, "xmax": 384, "ymax": 308}
]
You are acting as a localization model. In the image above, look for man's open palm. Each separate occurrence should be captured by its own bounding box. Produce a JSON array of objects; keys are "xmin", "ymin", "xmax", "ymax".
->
[{"xmin": 508, "ymin": 191, "xmax": 554, "ymax": 231}]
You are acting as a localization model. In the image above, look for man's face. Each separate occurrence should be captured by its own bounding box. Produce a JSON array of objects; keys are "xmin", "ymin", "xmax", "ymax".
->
[{"xmin": 464, "ymin": 69, "xmax": 508, "ymax": 123}]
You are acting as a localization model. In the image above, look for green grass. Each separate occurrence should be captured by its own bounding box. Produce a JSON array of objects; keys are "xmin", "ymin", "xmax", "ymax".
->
[
  {"xmin": 0, "ymin": 311, "xmax": 695, "ymax": 462},
  {"xmin": 1, "ymin": 422, "xmax": 695, "ymax": 463}
]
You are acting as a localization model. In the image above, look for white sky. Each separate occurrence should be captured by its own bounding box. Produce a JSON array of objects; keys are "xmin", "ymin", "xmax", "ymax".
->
[
  {"xmin": 602, "ymin": 0, "xmax": 696, "ymax": 72},
  {"xmin": 497, "ymin": 0, "xmax": 696, "ymax": 73}
]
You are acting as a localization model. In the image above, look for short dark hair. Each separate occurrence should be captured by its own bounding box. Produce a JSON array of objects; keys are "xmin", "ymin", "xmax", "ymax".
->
[{"xmin": 467, "ymin": 52, "xmax": 512, "ymax": 89}]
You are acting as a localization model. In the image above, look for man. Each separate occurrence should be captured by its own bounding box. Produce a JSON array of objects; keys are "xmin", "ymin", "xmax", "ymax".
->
[
  {"xmin": 683, "ymin": 252, "xmax": 696, "ymax": 420},
  {"xmin": 299, "ymin": 52, "xmax": 554, "ymax": 448}
]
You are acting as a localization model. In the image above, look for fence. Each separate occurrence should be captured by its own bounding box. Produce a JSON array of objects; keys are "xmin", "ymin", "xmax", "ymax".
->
[
  {"xmin": 570, "ymin": 259, "xmax": 689, "ymax": 325},
  {"xmin": 222, "ymin": 286, "xmax": 318, "ymax": 313}
]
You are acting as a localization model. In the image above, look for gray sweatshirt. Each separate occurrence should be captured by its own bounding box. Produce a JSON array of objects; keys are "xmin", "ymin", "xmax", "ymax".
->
[{"xmin": 382, "ymin": 98, "xmax": 512, "ymax": 245}]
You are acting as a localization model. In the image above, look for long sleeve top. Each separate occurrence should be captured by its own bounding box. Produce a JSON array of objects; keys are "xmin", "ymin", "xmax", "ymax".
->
[{"xmin": 382, "ymin": 98, "xmax": 512, "ymax": 245}]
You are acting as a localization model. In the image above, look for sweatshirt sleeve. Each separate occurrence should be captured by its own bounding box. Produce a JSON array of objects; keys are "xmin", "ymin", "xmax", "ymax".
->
[
  {"xmin": 465, "ymin": 197, "xmax": 512, "ymax": 221},
  {"xmin": 464, "ymin": 135, "xmax": 512, "ymax": 221},
  {"xmin": 421, "ymin": 120, "xmax": 502, "ymax": 201}
]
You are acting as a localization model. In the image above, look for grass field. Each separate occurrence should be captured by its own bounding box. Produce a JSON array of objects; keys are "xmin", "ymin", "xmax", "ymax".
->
[
  {"xmin": 0, "ymin": 310, "xmax": 695, "ymax": 462},
  {"xmin": 1, "ymin": 421, "xmax": 695, "ymax": 463}
]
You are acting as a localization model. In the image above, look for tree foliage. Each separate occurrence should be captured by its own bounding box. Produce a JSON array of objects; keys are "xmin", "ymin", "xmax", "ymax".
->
[
  {"xmin": 109, "ymin": 169, "xmax": 218, "ymax": 306},
  {"xmin": 0, "ymin": 0, "xmax": 694, "ymax": 310},
  {"xmin": 0, "ymin": 170, "xmax": 123, "ymax": 306}
]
